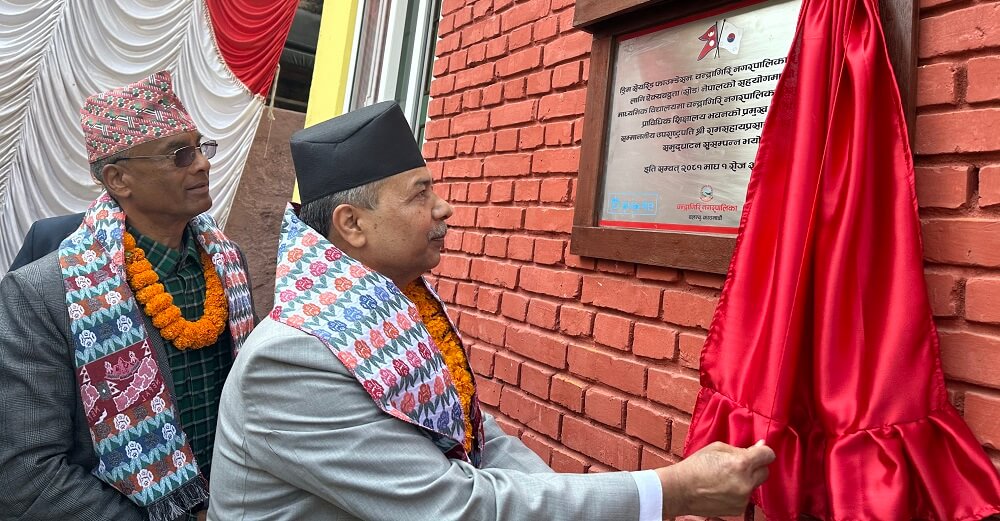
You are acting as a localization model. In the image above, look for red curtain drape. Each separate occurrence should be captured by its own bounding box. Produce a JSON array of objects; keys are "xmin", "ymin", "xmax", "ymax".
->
[
  {"xmin": 684, "ymin": 0, "xmax": 1000, "ymax": 519},
  {"xmin": 205, "ymin": 0, "xmax": 298, "ymax": 96}
]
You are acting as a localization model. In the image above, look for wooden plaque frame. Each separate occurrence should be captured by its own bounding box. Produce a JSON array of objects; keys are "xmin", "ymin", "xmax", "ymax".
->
[{"xmin": 570, "ymin": 0, "xmax": 917, "ymax": 274}]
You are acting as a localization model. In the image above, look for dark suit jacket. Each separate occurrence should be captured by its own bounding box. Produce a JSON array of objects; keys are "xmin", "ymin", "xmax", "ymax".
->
[{"xmin": 9, "ymin": 212, "xmax": 85, "ymax": 271}]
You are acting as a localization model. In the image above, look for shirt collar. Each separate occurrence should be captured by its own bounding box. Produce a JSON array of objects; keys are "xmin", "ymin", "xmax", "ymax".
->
[{"xmin": 127, "ymin": 224, "xmax": 201, "ymax": 276}]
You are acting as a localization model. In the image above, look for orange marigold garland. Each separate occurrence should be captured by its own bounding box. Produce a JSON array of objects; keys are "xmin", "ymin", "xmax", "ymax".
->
[
  {"xmin": 123, "ymin": 232, "xmax": 228, "ymax": 350},
  {"xmin": 403, "ymin": 280, "xmax": 476, "ymax": 453}
]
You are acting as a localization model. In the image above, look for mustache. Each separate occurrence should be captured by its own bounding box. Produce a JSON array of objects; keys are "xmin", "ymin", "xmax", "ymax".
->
[{"xmin": 428, "ymin": 224, "xmax": 448, "ymax": 240}]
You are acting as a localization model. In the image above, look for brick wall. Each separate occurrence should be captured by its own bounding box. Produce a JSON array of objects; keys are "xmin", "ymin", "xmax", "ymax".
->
[{"xmin": 423, "ymin": 0, "xmax": 1000, "ymax": 478}]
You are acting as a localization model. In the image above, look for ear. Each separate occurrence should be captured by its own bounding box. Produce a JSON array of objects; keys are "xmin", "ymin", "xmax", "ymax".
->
[
  {"xmin": 100, "ymin": 163, "xmax": 131, "ymax": 199},
  {"xmin": 329, "ymin": 204, "xmax": 368, "ymax": 249}
]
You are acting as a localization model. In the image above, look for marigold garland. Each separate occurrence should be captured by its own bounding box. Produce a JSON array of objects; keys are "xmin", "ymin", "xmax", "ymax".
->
[
  {"xmin": 123, "ymin": 232, "xmax": 228, "ymax": 350},
  {"xmin": 403, "ymin": 280, "xmax": 476, "ymax": 453}
]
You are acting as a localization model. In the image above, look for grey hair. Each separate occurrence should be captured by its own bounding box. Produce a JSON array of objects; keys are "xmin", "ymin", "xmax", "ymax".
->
[
  {"xmin": 299, "ymin": 178, "xmax": 386, "ymax": 238},
  {"xmin": 90, "ymin": 151, "xmax": 128, "ymax": 183}
]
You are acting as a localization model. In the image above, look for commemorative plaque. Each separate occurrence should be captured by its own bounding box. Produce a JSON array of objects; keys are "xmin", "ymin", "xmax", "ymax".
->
[{"xmin": 599, "ymin": 0, "xmax": 801, "ymax": 236}]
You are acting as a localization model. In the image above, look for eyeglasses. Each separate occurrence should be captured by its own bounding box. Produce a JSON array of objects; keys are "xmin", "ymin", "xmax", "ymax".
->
[{"xmin": 113, "ymin": 140, "xmax": 218, "ymax": 168}]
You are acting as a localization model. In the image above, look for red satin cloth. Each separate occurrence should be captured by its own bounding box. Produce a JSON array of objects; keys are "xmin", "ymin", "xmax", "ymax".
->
[
  {"xmin": 684, "ymin": 0, "xmax": 1000, "ymax": 519},
  {"xmin": 205, "ymin": 0, "xmax": 298, "ymax": 96}
]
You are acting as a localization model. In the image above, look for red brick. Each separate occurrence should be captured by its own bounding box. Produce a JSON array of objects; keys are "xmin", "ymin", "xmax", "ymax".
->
[
  {"xmin": 585, "ymin": 386, "xmax": 627, "ymax": 428},
  {"xmin": 493, "ymin": 415, "xmax": 521, "ymax": 436},
  {"xmin": 428, "ymin": 161, "xmax": 444, "ymax": 181},
  {"xmin": 497, "ymin": 46, "xmax": 542, "ymax": 78},
  {"xmin": 519, "ymin": 126, "xmax": 544, "ymax": 150},
  {"xmin": 966, "ymin": 277, "xmax": 1000, "ymax": 323},
  {"xmin": 461, "ymin": 21, "xmax": 487, "ymax": 48},
  {"xmin": 924, "ymin": 270, "xmax": 959, "ymax": 317},
  {"xmin": 641, "ymin": 446, "xmax": 675, "ymax": 469},
  {"xmin": 484, "ymin": 153, "xmax": 532, "ymax": 177},
  {"xmin": 524, "ymin": 207, "xmax": 574, "ymax": 233},
  {"xmin": 449, "ymin": 205, "xmax": 477, "ymax": 227},
  {"xmin": 938, "ymin": 330, "xmax": 1000, "ymax": 389},
  {"xmin": 678, "ymin": 332, "xmax": 705, "ymax": 370},
  {"xmin": 553, "ymin": 60, "xmax": 583, "ymax": 89},
  {"xmin": 442, "ymin": 0, "xmax": 465, "ymax": 15},
  {"xmin": 919, "ymin": 4, "xmax": 1000, "ymax": 58},
  {"xmin": 438, "ymin": 15, "xmax": 456, "ymax": 38},
  {"xmin": 483, "ymin": 82, "xmax": 503, "ymax": 106},
  {"xmin": 636, "ymin": 265, "xmax": 681, "ymax": 282},
  {"xmin": 435, "ymin": 279, "xmax": 457, "ymax": 302},
  {"xmin": 491, "ymin": 100, "xmax": 536, "ymax": 128},
  {"xmin": 506, "ymin": 325, "xmax": 569, "ymax": 368},
  {"xmin": 437, "ymin": 139, "xmax": 457, "ymax": 159},
  {"xmin": 435, "ymin": 254, "xmax": 471, "ymax": 279},
  {"xmin": 486, "ymin": 35, "xmax": 509, "ymax": 59},
  {"xmin": 499, "ymin": 387, "xmax": 561, "ymax": 438},
  {"xmin": 455, "ymin": 135, "xmax": 476, "ymax": 156},
  {"xmin": 455, "ymin": 63, "xmax": 496, "ymax": 90},
  {"xmin": 493, "ymin": 0, "xmax": 514, "ymax": 10},
  {"xmin": 495, "ymin": 128, "xmax": 519, "ymax": 152},
  {"xmin": 477, "ymin": 377, "xmax": 502, "ymax": 406},
  {"xmin": 916, "ymin": 109, "xmax": 1000, "ymax": 155},
  {"xmin": 593, "ymin": 313, "xmax": 633, "ymax": 350},
  {"xmin": 671, "ymin": 418, "xmax": 690, "ymax": 457},
  {"xmin": 455, "ymin": 282, "xmax": 477, "ymax": 307},
  {"xmin": 567, "ymin": 344, "xmax": 646, "ymax": 395},
  {"xmin": 472, "ymin": 0, "xmax": 490, "ymax": 19},
  {"xmin": 467, "ymin": 42, "xmax": 487, "ymax": 64},
  {"xmin": 559, "ymin": 305, "xmax": 594, "ymax": 337},
  {"xmin": 500, "ymin": 0, "xmax": 550, "ymax": 32},
  {"xmin": 462, "ymin": 89, "xmax": 482, "ymax": 109},
  {"xmin": 443, "ymin": 158, "xmax": 482, "ymax": 179},
  {"xmin": 503, "ymin": 78, "xmax": 526, "ymax": 100},
  {"xmin": 922, "ymin": 219, "xmax": 1000, "ymax": 267},
  {"xmin": 476, "ymin": 206, "xmax": 524, "ymax": 230},
  {"xmin": 463, "ymin": 183, "xmax": 486, "ymax": 204},
  {"xmin": 520, "ymin": 361, "xmax": 554, "ymax": 399},
  {"xmin": 573, "ymin": 117, "xmax": 585, "ymax": 142},
  {"xmin": 914, "ymin": 165, "xmax": 971, "ymax": 209},
  {"xmin": 979, "ymin": 164, "xmax": 1000, "ymax": 207},
  {"xmin": 562, "ymin": 415, "xmax": 641, "ymax": 470},
  {"xmin": 451, "ymin": 111, "xmax": 490, "ymax": 136},
  {"xmin": 425, "ymin": 118, "xmax": 451, "ymax": 139},
  {"xmin": 544, "ymin": 121, "xmax": 574, "ymax": 146},
  {"xmin": 526, "ymin": 70, "xmax": 552, "ymax": 95},
  {"xmin": 482, "ymin": 14, "xmax": 501, "ymax": 38},
  {"xmin": 514, "ymin": 180, "xmax": 540, "ymax": 202},
  {"xmin": 443, "ymin": 94, "xmax": 463, "ymax": 115},
  {"xmin": 483, "ymin": 235, "xmax": 507, "ymax": 257},
  {"xmin": 422, "ymin": 141, "xmax": 438, "ymax": 160},
  {"xmin": 494, "ymin": 349, "xmax": 522, "ymax": 384},
  {"xmin": 533, "ymin": 237, "xmax": 564, "ymax": 265},
  {"xmin": 477, "ymin": 286, "xmax": 502, "ymax": 313},
  {"xmin": 461, "ymin": 231, "xmax": 485, "ymax": 255},
  {"xmin": 438, "ymin": 182, "xmax": 456, "ymax": 202},
  {"xmin": 581, "ymin": 275, "xmax": 662, "ymax": 317},
  {"xmin": 542, "ymin": 30, "xmax": 592, "ymax": 66},
  {"xmin": 648, "ymin": 368, "xmax": 701, "ymax": 413},
  {"xmin": 565, "ymin": 246, "xmax": 596, "ymax": 269},
  {"xmin": 685, "ymin": 271, "xmax": 726, "ymax": 289},
  {"xmin": 501, "ymin": 291, "xmax": 530, "ymax": 321},
  {"xmin": 520, "ymin": 431, "xmax": 553, "ymax": 465},
  {"xmin": 470, "ymin": 258, "xmax": 520, "ymax": 288},
  {"xmin": 520, "ymin": 265, "xmax": 581, "ymax": 298},
  {"xmin": 633, "ymin": 323, "xmax": 677, "ymax": 360},
  {"xmin": 459, "ymin": 312, "xmax": 507, "ymax": 345},
  {"xmin": 507, "ymin": 235, "xmax": 534, "ymax": 261},
  {"xmin": 508, "ymin": 24, "xmax": 533, "ymax": 51},
  {"xmin": 662, "ymin": 290, "xmax": 718, "ymax": 329},
  {"xmin": 449, "ymin": 48, "xmax": 469, "ymax": 73},
  {"xmin": 427, "ymin": 97, "xmax": 444, "ymax": 118},
  {"xmin": 533, "ymin": 15, "xmax": 559, "ymax": 42},
  {"xmin": 490, "ymin": 180, "xmax": 513, "ymax": 202},
  {"xmin": 627, "ymin": 401, "xmax": 671, "ymax": 449},
  {"xmin": 964, "ymin": 391, "xmax": 1000, "ymax": 449},
  {"xmin": 596, "ymin": 260, "xmax": 635, "ymax": 275},
  {"xmin": 469, "ymin": 343, "xmax": 496, "ymax": 377},
  {"xmin": 526, "ymin": 298, "xmax": 559, "ymax": 329},
  {"xmin": 532, "ymin": 147, "xmax": 580, "ymax": 173},
  {"xmin": 550, "ymin": 446, "xmax": 589, "ymax": 473},
  {"xmin": 550, "ymin": 373, "xmax": 588, "ymax": 412},
  {"xmin": 436, "ymin": 33, "xmax": 461, "ymax": 57},
  {"xmin": 917, "ymin": 63, "xmax": 958, "ymax": 107},
  {"xmin": 538, "ymin": 89, "xmax": 587, "ymax": 120},
  {"xmin": 473, "ymin": 134, "xmax": 495, "ymax": 154}
]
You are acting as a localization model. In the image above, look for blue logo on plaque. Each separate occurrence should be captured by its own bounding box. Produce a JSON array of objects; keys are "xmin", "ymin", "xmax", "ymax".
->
[{"xmin": 607, "ymin": 193, "xmax": 659, "ymax": 216}]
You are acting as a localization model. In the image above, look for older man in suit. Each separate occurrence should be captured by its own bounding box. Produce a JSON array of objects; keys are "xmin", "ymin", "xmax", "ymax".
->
[
  {"xmin": 0, "ymin": 71, "xmax": 257, "ymax": 521},
  {"xmin": 208, "ymin": 101, "xmax": 774, "ymax": 521}
]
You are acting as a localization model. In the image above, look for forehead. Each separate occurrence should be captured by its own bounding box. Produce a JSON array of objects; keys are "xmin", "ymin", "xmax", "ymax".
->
[{"xmin": 383, "ymin": 166, "xmax": 432, "ymax": 192}]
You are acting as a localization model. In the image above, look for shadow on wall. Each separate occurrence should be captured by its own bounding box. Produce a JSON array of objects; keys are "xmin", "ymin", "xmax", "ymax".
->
[{"xmin": 225, "ymin": 107, "xmax": 303, "ymax": 319}]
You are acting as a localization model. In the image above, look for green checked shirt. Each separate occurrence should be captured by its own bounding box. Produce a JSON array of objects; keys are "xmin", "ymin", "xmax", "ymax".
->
[{"xmin": 129, "ymin": 224, "xmax": 233, "ymax": 482}]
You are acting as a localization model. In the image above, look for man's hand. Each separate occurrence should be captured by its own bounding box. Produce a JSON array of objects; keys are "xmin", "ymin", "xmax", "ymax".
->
[
  {"xmin": 655, "ymin": 440, "xmax": 775, "ymax": 519},
  {"xmin": 196, "ymin": 509, "xmax": 207, "ymax": 521}
]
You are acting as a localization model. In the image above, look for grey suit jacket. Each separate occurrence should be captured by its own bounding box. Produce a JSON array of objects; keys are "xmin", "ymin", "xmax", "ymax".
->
[
  {"xmin": 208, "ymin": 319, "xmax": 642, "ymax": 521},
  {"xmin": 0, "ymin": 249, "xmax": 252, "ymax": 521}
]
